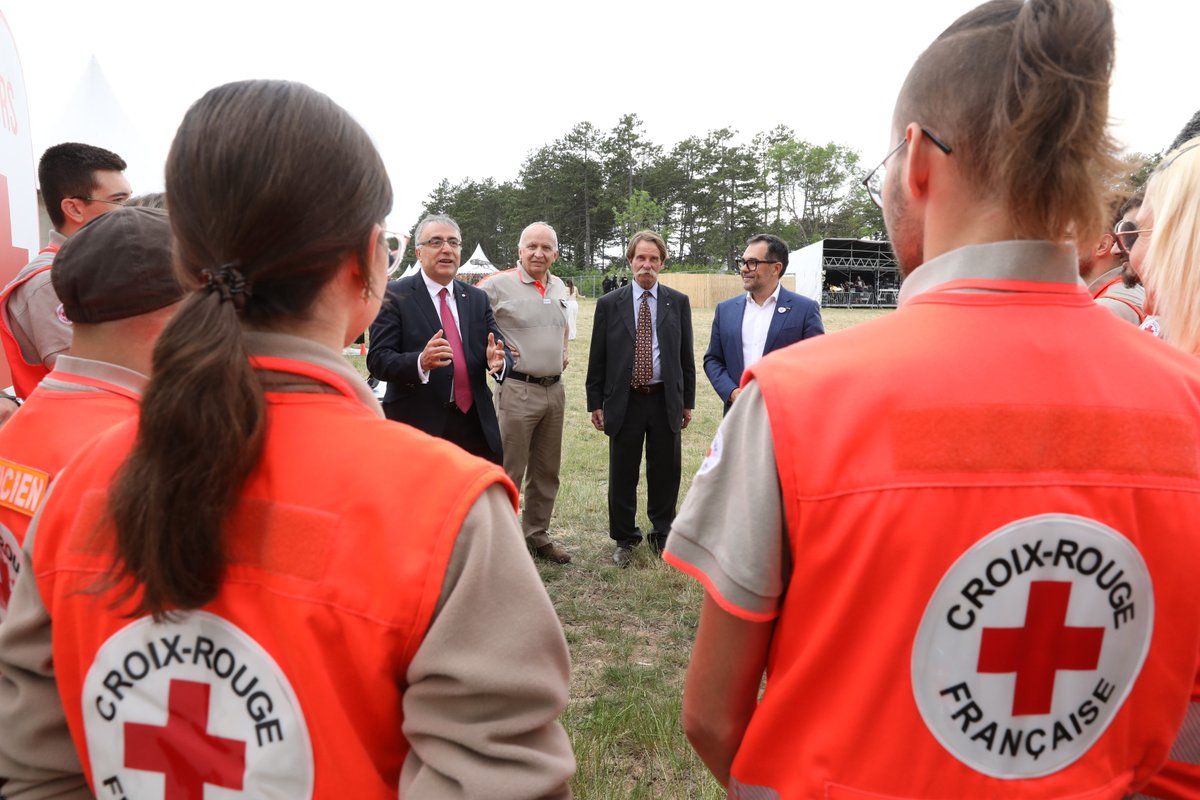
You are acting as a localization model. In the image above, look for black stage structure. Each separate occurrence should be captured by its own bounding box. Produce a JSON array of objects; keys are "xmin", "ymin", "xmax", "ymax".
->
[{"xmin": 810, "ymin": 238, "xmax": 900, "ymax": 308}]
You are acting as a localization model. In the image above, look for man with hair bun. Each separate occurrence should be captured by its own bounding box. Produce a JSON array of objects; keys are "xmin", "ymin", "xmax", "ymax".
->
[{"xmin": 665, "ymin": 1, "xmax": 1200, "ymax": 797}]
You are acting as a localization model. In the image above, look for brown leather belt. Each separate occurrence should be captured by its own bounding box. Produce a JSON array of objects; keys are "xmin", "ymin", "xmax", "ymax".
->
[{"xmin": 509, "ymin": 370, "xmax": 560, "ymax": 386}]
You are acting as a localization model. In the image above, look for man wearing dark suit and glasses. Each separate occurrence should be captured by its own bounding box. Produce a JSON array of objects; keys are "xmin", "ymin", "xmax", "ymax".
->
[
  {"xmin": 705, "ymin": 233, "xmax": 824, "ymax": 414},
  {"xmin": 367, "ymin": 214, "xmax": 509, "ymax": 463},
  {"xmin": 586, "ymin": 230, "xmax": 695, "ymax": 566}
]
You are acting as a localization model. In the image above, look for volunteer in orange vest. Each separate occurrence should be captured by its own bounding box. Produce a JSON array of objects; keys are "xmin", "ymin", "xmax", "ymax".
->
[
  {"xmin": 0, "ymin": 143, "xmax": 130, "ymax": 400},
  {"xmin": 0, "ymin": 205, "xmax": 181, "ymax": 621},
  {"xmin": 664, "ymin": 1, "xmax": 1200, "ymax": 798},
  {"xmin": 0, "ymin": 80, "xmax": 574, "ymax": 799},
  {"xmin": 1080, "ymin": 201, "xmax": 1146, "ymax": 325}
]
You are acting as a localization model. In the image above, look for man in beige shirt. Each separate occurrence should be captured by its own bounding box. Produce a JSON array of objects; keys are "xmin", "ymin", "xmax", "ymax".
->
[
  {"xmin": 481, "ymin": 223, "xmax": 572, "ymax": 564},
  {"xmin": 1, "ymin": 143, "xmax": 130, "ymax": 397}
]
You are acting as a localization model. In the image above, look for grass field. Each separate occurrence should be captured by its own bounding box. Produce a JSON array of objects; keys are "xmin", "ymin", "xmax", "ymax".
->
[{"xmin": 352, "ymin": 302, "xmax": 890, "ymax": 798}]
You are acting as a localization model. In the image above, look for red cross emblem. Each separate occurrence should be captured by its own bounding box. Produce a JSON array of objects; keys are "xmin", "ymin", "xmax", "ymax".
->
[
  {"xmin": 977, "ymin": 580, "xmax": 1104, "ymax": 716},
  {"xmin": 124, "ymin": 679, "xmax": 246, "ymax": 800}
]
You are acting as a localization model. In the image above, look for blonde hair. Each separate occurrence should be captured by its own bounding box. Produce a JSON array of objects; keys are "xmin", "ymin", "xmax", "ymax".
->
[{"xmin": 1143, "ymin": 137, "xmax": 1200, "ymax": 355}]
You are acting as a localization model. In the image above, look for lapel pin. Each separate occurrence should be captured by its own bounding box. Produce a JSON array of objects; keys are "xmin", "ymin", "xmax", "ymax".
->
[{"xmin": 777, "ymin": 306, "xmax": 789, "ymax": 314}]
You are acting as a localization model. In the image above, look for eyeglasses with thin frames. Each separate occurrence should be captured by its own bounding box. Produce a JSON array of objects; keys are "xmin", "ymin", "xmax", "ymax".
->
[
  {"xmin": 70, "ymin": 196, "xmax": 129, "ymax": 208},
  {"xmin": 862, "ymin": 127, "xmax": 953, "ymax": 209},
  {"xmin": 416, "ymin": 237, "xmax": 462, "ymax": 250}
]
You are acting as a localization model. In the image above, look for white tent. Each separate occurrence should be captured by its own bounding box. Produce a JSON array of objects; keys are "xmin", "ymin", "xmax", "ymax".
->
[
  {"xmin": 43, "ymin": 57, "xmax": 152, "ymax": 195},
  {"xmin": 458, "ymin": 244, "xmax": 498, "ymax": 276},
  {"xmin": 785, "ymin": 241, "xmax": 825, "ymax": 303},
  {"xmin": 456, "ymin": 244, "xmax": 499, "ymax": 284}
]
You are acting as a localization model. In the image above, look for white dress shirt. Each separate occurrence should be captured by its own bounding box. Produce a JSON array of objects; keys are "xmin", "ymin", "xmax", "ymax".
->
[
  {"xmin": 741, "ymin": 284, "xmax": 781, "ymax": 371},
  {"xmin": 418, "ymin": 270, "xmax": 461, "ymax": 386}
]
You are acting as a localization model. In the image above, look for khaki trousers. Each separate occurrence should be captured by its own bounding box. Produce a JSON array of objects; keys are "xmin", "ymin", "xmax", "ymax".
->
[{"xmin": 495, "ymin": 378, "xmax": 565, "ymax": 547}]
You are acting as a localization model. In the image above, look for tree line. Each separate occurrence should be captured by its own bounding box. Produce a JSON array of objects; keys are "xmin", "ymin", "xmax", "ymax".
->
[{"xmin": 416, "ymin": 114, "xmax": 886, "ymax": 273}]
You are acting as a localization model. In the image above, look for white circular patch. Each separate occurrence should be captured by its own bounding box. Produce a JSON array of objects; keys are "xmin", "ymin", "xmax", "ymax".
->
[
  {"xmin": 696, "ymin": 428, "xmax": 724, "ymax": 476},
  {"xmin": 82, "ymin": 611, "xmax": 313, "ymax": 799},
  {"xmin": 55, "ymin": 303, "xmax": 72, "ymax": 326},
  {"xmin": 0, "ymin": 523, "xmax": 21, "ymax": 623},
  {"xmin": 911, "ymin": 514, "xmax": 1153, "ymax": 779}
]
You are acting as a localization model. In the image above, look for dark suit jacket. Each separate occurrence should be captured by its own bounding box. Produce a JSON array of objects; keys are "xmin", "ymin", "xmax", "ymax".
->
[
  {"xmin": 585, "ymin": 282, "xmax": 696, "ymax": 436},
  {"xmin": 704, "ymin": 286, "xmax": 824, "ymax": 413},
  {"xmin": 366, "ymin": 273, "xmax": 508, "ymax": 455}
]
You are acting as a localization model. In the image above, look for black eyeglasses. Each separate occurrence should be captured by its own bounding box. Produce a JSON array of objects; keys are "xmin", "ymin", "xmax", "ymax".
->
[
  {"xmin": 862, "ymin": 127, "xmax": 953, "ymax": 209},
  {"xmin": 417, "ymin": 237, "xmax": 462, "ymax": 250},
  {"xmin": 70, "ymin": 196, "xmax": 129, "ymax": 207},
  {"xmin": 735, "ymin": 258, "xmax": 780, "ymax": 271}
]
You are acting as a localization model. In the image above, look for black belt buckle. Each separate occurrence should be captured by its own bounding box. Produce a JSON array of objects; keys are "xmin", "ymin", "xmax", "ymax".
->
[
  {"xmin": 510, "ymin": 370, "xmax": 560, "ymax": 386},
  {"xmin": 631, "ymin": 383, "xmax": 664, "ymax": 395}
]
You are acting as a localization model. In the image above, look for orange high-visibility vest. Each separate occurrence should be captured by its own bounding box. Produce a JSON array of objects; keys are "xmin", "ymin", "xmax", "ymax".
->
[
  {"xmin": 0, "ymin": 363, "xmax": 140, "ymax": 546},
  {"xmin": 735, "ymin": 278, "xmax": 1200, "ymax": 799},
  {"xmin": 31, "ymin": 356, "xmax": 514, "ymax": 799},
  {"xmin": 0, "ymin": 362, "xmax": 140, "ymax": 622},
  {"xmin": 1091, "ymin": 274, "xmax": 1146, "ymax": 324},
  {"xmin": 0, "ymin": 248, "xmax": 59, "ymax": 398}
]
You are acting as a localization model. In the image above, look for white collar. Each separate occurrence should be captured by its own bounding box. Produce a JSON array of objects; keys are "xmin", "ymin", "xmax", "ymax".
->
[{"xmin": 420, "ymin": 268, "xmax": 455, "ymax": 296}]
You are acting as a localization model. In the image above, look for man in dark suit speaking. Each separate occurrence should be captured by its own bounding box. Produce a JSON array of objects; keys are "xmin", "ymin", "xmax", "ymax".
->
[
  {"xmin": 367, "ymin": 214, "xmax": 508, "ymax": 463},
  {"xmin": 586, "ymin": 230, "xmax": 695, "ymax": 566},
  {"xmin": 705, "ymin": 233, "xmax": 824, "ymax": 414}
]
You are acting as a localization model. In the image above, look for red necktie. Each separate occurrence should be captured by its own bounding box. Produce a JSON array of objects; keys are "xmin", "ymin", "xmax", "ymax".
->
[
  {"xmin": 439, "ymin": 288, "xmax": 473, "ymax": 413},
  {"xmin": 632, "ymin": 290, "xmax": 653, "ymax": 387}
]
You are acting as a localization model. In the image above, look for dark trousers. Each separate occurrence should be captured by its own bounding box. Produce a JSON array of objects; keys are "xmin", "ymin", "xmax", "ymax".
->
[
  {"xmin": 444, "ymin": 403, "xmax": 503, "ymax": 465},
  {"xmin": 607, "ymin": 390, "xmax": 681, "ymax": 548}
]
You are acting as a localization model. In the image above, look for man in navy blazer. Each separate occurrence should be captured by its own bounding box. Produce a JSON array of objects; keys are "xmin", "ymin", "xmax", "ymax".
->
[
  {"xmin": 704, "ymin": 234, "xmax": 824, "ymax": 414},
  {"xmin": 367, "ymin": 215, "xmax": 509, "ymax": 463}
]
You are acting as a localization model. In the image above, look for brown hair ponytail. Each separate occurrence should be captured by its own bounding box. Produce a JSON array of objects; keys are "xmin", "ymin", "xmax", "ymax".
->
[
  {"xmin": 108, "ymin": 81, "xmax": 392, "ymax": 617},
  {"xmin": 896, "ymin": 0, "xmax": 1124, "ymax": 244}
]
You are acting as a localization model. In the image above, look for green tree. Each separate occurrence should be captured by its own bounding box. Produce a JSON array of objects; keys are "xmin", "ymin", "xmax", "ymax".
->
[{"xmin": 613, "ymin": 190, "xmax": 669, "ymax": 244}]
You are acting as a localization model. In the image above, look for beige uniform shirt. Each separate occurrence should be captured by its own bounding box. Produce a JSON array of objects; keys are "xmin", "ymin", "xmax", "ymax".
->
[
  {"xmin": 0, "ymin": 333, "xmax": 575, "ymax": 800},
  {"xmin": 2, "ymin": 230, "xmax": 71, "ymax": 369},
  {"xmin": 1086, "ymin": 266, "xmax": 1146, "ymax": 326},
  {"xmin": 482, "ymin": 267, "xmax": 569, "ymax": 378}
]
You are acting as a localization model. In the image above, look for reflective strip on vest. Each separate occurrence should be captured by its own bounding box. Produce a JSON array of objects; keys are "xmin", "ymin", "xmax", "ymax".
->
[
  {"xmin": 1169, "ymin": 702, "xmax": 1200, "ymax": 765},
  {"xmin": 728, "ymin": 776, "xmax": 780, "ymax": 800}
]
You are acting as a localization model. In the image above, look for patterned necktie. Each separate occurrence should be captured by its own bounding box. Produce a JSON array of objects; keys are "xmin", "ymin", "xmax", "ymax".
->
[
  {"xmin": 632, "ymin": 290, "xmax": 653, "ymax": 387},
  {"xmin": 438, "ymin": 288, "xmax": 473, "ymax": 413}
]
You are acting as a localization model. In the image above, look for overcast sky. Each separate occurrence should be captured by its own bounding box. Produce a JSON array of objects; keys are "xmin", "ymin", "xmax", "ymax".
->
[{"xmin": 5, "ymin": 0, "xmax": 1196, "ymax": 234}]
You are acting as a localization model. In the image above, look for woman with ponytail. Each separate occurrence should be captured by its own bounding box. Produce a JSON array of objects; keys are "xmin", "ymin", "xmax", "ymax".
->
[{"xmin": 0, "ymin": 80, "xmax": 573, "ymax": 799}]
